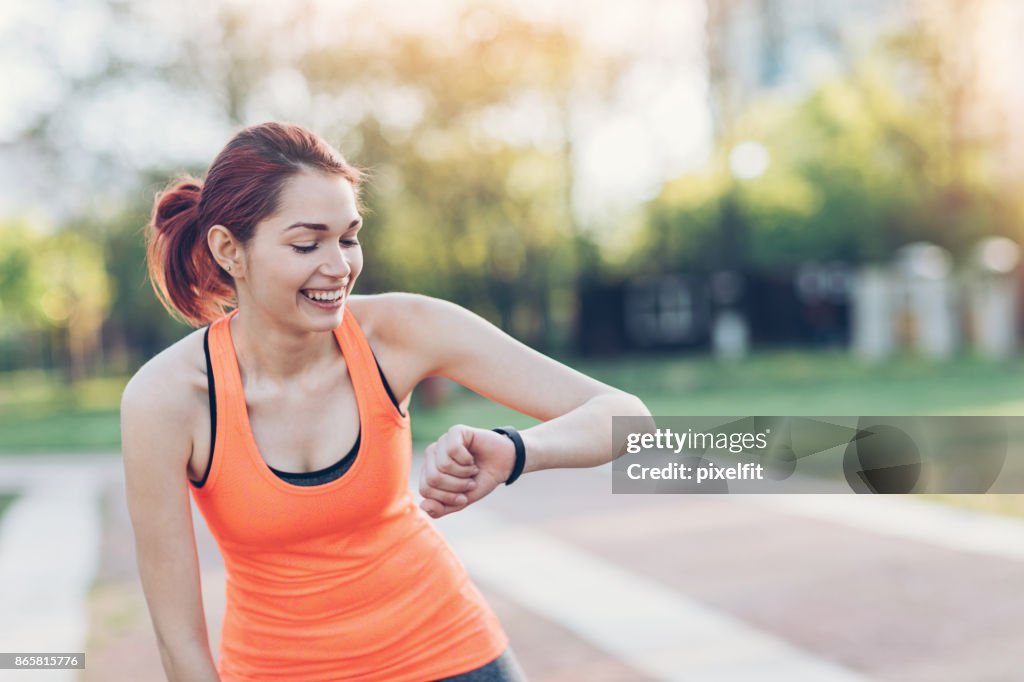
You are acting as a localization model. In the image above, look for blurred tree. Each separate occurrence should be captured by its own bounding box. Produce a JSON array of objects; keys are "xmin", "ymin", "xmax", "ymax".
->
[
  {"xmin": 45, "ymin": 231, "xmax": 113, "ymax": 381},
  {"xmin": 882, "ymin": 0, "xmax": 1014, "ymax": 251},
  {"xmin": 640, "ymin": 22, "xmax": 1011, "ymax": 274},
  {"xmin": 299, "ymin": 5, "xmax": 624, "ymax": 349},
  {"xmin": 0, "ymin": 221, "xmax": 112, "ymax": 379},
  {"xmin": 0, "ymin": 223, "xmax": 42, "ymax": 330},
  {"xmin": 4, "ymin": 0, "xmax": 624, "ymax": 362}
]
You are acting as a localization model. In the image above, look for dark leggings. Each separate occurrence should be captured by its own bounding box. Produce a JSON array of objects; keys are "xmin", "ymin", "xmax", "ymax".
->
[{"xmin": 434, "ymin": 649, "xmax": 528, "ymax": 682}]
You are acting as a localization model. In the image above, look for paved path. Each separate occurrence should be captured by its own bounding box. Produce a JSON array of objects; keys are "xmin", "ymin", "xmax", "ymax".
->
[
  {"xmin": 459, "ymin": 465, "xmax": 1024, "ymax": 681},
  {"xmin": 440, "ymin": 508, "xmax": 869, "ymax": 682},
  {"xmin": 1, "ymin": 454, "xmax": 1023, "ymax": 681},
  {"xmin": 0, "ymin": 456, "xmax": 115, "ymax": 682}
]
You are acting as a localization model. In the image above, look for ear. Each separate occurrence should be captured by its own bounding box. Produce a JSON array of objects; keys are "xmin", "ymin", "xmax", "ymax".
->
[{"xmin": 207, "ymin": 225, "xmax": 245, "ymax": 278}]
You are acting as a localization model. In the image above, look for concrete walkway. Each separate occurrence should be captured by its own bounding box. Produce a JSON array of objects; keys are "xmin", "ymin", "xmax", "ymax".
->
[
  {"xmin": 0, "ymin": 456, "xmax": 117, "ymax": 682},
  {"xmin": 457, "ymin": 465, "xmax": 1024, "ymax": 681},
  {"xmin": 440, "ymin": 508, "xmax": 870, "ymax": 682},
  {"xmin": 2, "ymin": 454, "xmax": 1023, "ymax": 681}
]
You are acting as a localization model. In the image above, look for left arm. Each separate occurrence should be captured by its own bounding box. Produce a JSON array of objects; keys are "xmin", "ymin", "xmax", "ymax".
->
[{"xmin": 381, "ymin": 294, "xmax": 652, "ymax": 516}]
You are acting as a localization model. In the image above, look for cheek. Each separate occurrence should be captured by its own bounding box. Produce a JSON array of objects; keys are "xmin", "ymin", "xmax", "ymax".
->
[
  {"xmin": 271, "ymin": 258, "xmax": 312, "ymax": 291},
  {"xmin": 350, "ymin": 251, "xmax": 365, "ymax": 277}
]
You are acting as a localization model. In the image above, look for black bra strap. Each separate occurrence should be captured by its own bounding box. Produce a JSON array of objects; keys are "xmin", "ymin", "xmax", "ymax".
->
[
  {"xmin": 371, "ymin": 352, "xmax": 405, "ymax": 417},
  {"xmin": 190, "ymin": 326, "xmax": 216, "ymax": 488}
]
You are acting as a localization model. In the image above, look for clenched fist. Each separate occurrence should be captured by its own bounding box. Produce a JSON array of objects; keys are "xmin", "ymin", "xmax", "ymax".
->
[{"xmin": 419, "ymin": 424, "xmax": 516, "ymax": 519}]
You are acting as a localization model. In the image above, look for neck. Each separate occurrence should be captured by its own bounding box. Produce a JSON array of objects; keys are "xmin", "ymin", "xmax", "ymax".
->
[{"xmin": 229, "ymin": 308, "xmax": 340, "ymax": 384}]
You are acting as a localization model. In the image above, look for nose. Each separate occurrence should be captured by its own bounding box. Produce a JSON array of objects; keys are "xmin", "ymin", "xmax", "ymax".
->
[{"xmin": 321, "ymin": 242, "xmax": 352, "ymax": 279}]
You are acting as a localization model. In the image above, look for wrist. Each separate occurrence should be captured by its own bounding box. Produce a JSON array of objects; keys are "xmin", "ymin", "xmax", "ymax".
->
[{"xmin": 491, "ymin": 426, "xmax": 526, "ymax": 485}]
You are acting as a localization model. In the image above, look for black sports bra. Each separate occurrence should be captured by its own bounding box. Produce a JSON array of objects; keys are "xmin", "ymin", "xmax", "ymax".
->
[{"xmin": 191, "ymin": 326, "xmax": 404, "ymax": 488}]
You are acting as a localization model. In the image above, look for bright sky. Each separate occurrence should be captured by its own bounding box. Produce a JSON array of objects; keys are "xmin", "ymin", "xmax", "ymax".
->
[
  {"xmin": 496, "ymin": 0, "xmax": 714, "ymax": 224},
  {"xmin": 7, "ymin": 0, "xmax": 1018, "ymax": 229},
  {"xmin": 0, "ymin": 0, "xmax": 712, "ymax": 228}
]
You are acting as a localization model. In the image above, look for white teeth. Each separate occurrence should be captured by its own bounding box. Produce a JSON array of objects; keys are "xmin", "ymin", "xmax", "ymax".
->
[{"xmin": 303, "ymin": 290, "xmax": 343, "ymax": 302}]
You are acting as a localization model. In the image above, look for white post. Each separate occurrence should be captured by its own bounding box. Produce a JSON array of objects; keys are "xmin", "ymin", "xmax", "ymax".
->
[
  {"xmin": 711, "ymin": 309, "xmax": 748, "ymax": 361},
  {"xmin": 851, "ymin": 266, "xmax": 895, "ymax": 363},
  {"xmin": 970, "ymin": 275, "xmax": 1018, "ymax": 360},
  {"xmin": 908, "ymin": 276, "xmax": 958, "ymax": 360}
]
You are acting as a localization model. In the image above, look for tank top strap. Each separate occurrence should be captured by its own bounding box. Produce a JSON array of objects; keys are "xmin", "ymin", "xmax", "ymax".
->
[
  {"xmin": 207, "ymin": 309, "xmax": 245, "ymax": 416},
  {"xmin": 336, "ymin": 309, "xmax": 408, "ymax": 424},
  {"xmin": 192, "ymin": 308, "xmax": 245, "ymax": 492}
]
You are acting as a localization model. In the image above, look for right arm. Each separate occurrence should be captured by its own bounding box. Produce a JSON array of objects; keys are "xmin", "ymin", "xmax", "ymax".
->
[{"xmin": 121, "ymin": 366, "xmax": 220, "ymax": 681}]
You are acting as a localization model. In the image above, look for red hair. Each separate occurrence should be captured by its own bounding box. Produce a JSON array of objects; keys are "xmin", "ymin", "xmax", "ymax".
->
[{"xmin": 146, "ymin": 122, "xmax": 363, "ymax": 327}]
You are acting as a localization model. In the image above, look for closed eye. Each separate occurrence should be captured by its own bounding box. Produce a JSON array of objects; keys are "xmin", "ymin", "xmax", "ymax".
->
[{"xmin": 291, "ymin": 238, "xmax": 360, "ymax": 254}]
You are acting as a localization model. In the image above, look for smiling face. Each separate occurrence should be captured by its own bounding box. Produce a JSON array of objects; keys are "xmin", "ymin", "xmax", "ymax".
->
[{"xmin": 227, "ymin": 170, "xmax": 364, "ymax": 332}]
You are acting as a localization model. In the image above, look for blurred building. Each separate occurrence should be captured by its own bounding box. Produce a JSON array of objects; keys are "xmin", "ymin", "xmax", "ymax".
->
[
  {"xmin": 706, "ymin": 0, "xmax": 908, "ymax": 128},
  {"xmin": 709, "ymin": 0, "xmax": 1024, "ymax": 178},
  {"xmin": 576, "ymin": 265, "xmax": 852, "ymax": 356}
]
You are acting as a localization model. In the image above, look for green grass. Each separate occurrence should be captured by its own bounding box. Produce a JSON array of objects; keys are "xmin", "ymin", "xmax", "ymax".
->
[
  {"xmin": 0, "ymin": 407, "xmax": 122, "ymax": 453},
  {"xmin": 5, "ymin": 350, "xmax": 1024, "ymax": 453},
  {"xmin": 574, "ymin": 349, "xmax": 1024, "ymax": 417},
  {"xmin": 0, "ymin": 370, "xmax": 128, "ymax": 413},
  {"xmin": 3, "ymin": 353, "xmax": 1024, "ymax": 518},
  {"xmin": 0, "ymin": 370, "xmax": 127, "ymax": 454}
]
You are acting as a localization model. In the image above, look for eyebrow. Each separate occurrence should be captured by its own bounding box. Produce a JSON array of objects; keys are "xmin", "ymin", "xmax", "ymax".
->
[{"xmin": 283, "ymin": 218, "xmax": 362, "ymax": 233}]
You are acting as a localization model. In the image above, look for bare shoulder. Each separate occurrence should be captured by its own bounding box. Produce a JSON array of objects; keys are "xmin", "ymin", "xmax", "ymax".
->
[
  {"xmin": 345, "ymin": 293, "xmax": 456, "ymax": 399},
  {"xmin": 121, "ymin": 327, "xmax": 209, "ymax": 465},
  {"xmin": 347, "ymin": 291, "xmax": 517, "ymax": 381},
  {"xmin": 123, "ymin": 327, "xmax": 208, "ymax": 411},
  {"xmin": 347, "ymin": 291, "xmax": 432, "ymax": 330},
  {"xmin": 351, "ymin": 292, "xmax": 616, "ymax": 422},
  {"xmin": 346, "ymin": 292, "xmax": 453, "ymax": 348}
]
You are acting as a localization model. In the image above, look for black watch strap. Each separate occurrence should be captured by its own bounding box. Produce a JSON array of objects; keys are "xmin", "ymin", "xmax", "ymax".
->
[{"xmin": 492, "ymin": 426, "xmax": 526, "ymax": 486}]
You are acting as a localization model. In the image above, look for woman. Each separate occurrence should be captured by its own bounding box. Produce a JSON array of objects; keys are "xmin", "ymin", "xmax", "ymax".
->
[{"xmin": 121, "ymin": 121, "xmax": 651, "ymax": 681}]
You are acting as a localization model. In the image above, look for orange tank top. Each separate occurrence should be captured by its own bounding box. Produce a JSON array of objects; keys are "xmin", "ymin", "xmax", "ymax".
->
[{"xmin": 189, "ymin": 308, "xmax": 508, "ymax": 681}]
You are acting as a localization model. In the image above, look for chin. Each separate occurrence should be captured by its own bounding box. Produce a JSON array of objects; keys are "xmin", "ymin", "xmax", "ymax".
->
[{"xmin": 300, "ymin": 306, "xmax": 345, "ymax": 330}]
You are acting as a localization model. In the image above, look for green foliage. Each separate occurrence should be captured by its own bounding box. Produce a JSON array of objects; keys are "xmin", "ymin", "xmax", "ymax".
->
[
  {"xmin": 296, "ymin": 8, "xmax": 615, "ymax": 348},
  {"xmin": 5, "ymin": 3, "xmax": 620, "ymax": 367},
  {"xmin": 0, "ymin": 221, "xmax": 113, "ymax": 376},
  {"xmin": 0, "ymin": 221, "xmax": 50, "ymax": 329},
  {"xmin": 5, "ymin": 2, "xmax": 1021, "ymax": 374},
  {"xmin": 639, "ymin": 45, "xmax": 1014, "ymax": 274}
]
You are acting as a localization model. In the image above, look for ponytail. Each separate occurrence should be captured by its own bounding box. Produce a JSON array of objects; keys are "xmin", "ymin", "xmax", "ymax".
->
[{"xmin": 146, "ymin": 176, "xmax": 235, "ymax": 327}]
